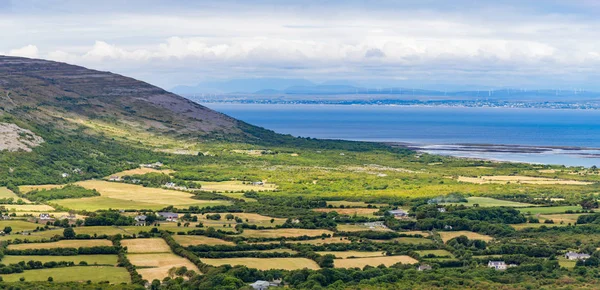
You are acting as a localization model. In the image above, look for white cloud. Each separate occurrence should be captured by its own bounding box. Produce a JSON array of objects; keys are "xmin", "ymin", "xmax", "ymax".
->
[{"xmin": 8, "ymin": 45, "xmax": 39, "ymax": 58}]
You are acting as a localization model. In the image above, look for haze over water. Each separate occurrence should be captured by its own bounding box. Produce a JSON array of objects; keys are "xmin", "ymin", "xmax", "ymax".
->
[{"xmin": 205, "ymin": 103, "xmax": 600, "ymax": 167}]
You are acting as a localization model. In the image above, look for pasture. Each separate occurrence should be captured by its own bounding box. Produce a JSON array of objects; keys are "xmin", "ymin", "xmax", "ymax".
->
[
  {"xmin": 121, "ymin": 238, "xmax": 171, "ymax": 253},
  {"xmin": 199, "ymin": 181, "xmax": 277, "ymax": 192},
  {"xmin": 108, "ymin": 167, "xmax": 174, "ymax": 177},
  {"xmin": 1, "ymin": 255, "xmax": 118, "ymax": 265},
  {"xmin": 240, "ymin": 228, "xmax": 334, "ymax": 238},
  {"xmin": 173, "ymin": 235, "xmax": 235, "ymax": 246},
  {"xmin": 370, "ymin": 237, "xmax": 433, "ymax": 244},
  {"xmin": 444, "ymin": 196, "xmax": 534, "ymax": 208},
  {"xmin": 0, "ymin": 220, "xmax": 44, "ymax": 233},
  {"xmin": 316, "ymin": 251, "xmax": 386, "ymax": 259},
  {"xmin": 217, "ymin": 192, "xmax": 257, "ymax": 202},
  {"xmin": 201, "ymin": 257, "xmax": 320, "ymax": 270},
  {"xmin": 198, "ymin": 212, "xmax": 286, "ymax": 227},
  {"xmin": 0, "ymin": 266, "xmax": 130, "ymax": 283},
  {"xmin": 19, "ymin": 184, "xmax": 63, "ymax": 193},
  {"xmin": 4, "ymin": 204, "xmax": 55, "ymax": 212},
  {"xmin": 438, "ymin": 231, "xmax": 493, "ymax": 243},
  {"xmin": 0, "ymin": 187, "xmax": 22, "ymax": 200},
  {"xmin": 254, "ymin": 237, "xmax": 351, "ymax": 245},
  {"xmin": 333, "ymin": 256, "xmax": 418, "ymax": 268},
  {"xmin": 128, "ymin": 253, "xmax": 200, "ymax": 281},
  {"xmin": 7, "ymin": 239, "xmax": 112, "ymax": 250},
  {"xmin": 518, "ymin": 206, "xmax": 583, "ymax": 214},
  {"xmin": 313, "ymin": 208, "xmax": 379, "ymax": 217},
  {"xmin": 457, "ymin": 175, "xmax": 592, "ymax": 185},
  {"xmin": 337, "ymin": 224, "xmax": 392, "ymax": 232},
  {"xmin": 416, "ymin": 250, "xmax": 454, "ymax": 257}
]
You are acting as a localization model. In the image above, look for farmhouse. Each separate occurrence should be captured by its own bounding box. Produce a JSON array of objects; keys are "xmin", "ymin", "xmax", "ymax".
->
[
  {"xmin": 61, "ymin": 172, "xmax": 69, "ymax": 178},
  {"xmin": 388, "ymin": 209, "xmax": 408, "ymax": 218},
  {"xmin": 108, "ymin": 176, "xmax": 121, "ymax": 181},
  {"xmin": 488, "ymin": 261, "xmax": 507, "ymax": 270},
  {"xmin": 252, "ymin": 181, "xmax": 264, "ymax": 186},
  {"xmin": 141, "ymin": 162, "xmax": 163, "ymax": 168},
  {"xmin": 363, "ymin": 221, "xmax": 387, "ymax": 230},
  {"xmin": 437, "ymin": 207, "xmax": 447, "ymax": 213},
  {"xmin": 134, "ymin": 215, "xmax": 147, "ymax": 226},
  {"xmin": 250, "ymin": 280, "xmax": 281, "ymax": 290},
  {"xmin": 164, "ymin": 182, "xmax": 176, "ymax": 188},
  {"xmin": 158, "ymin": 212, "xmax": 178, "ymax": 222},
  {"xmin": 1, "ymin": 214, "xmax": 10, "ymax": 220},
  {"xmin": 39, "ymin": 213, "xmax": 52, "ymax": 220},
  {"xmin": 417, "ymin": 264, "xmax": 432, "ymax": 271},
  {"xmin": 565, "ymin": 251, "xmax": 591, "ymax": 260}
]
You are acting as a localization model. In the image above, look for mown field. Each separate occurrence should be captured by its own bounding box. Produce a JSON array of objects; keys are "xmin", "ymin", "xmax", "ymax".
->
[
  {"xmin": 333, "ymin": 256, "xmax": 418, "ymax": 268},
  {"xmin": 7, "ymin": 239, "xmax": 112, "ymax": 250},
  {"xmin": 0, "ymin": 266, "xmax": 130, "ymax": 283},
  {"xmin": 201, "ymin": 257, "xmax": 320, "ymax": 270},
  {"xmin": 1, "ymin": 255, "xmax": 118, "ymax": 265}
]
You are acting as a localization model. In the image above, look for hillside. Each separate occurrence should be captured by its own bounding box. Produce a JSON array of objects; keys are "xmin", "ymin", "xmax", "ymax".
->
[{"xmin": 0, "ymin": 56, "xmax": 261, "ymax": 141}]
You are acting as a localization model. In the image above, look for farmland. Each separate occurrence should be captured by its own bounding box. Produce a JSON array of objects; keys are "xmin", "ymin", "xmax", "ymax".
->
[
  {"xmin": 240, "ymin": 228, "xmax": 334, "ymax": 238},
  {"xmin": 333, "ymin": 256, "xmax": 418, "ymax": 268},
  {"xmin": 0, "ymin": 266, "xmax": 130, "ymax": 283},
  {"xmin": 438, "ymin": 231, "xmax": 494, "ymax": 243},
  {"xmin": 129, "ymin": 253, "xmax": 200, "ymax": 281},
  {"xmin": 201, "ymin": 257, "xmax": 320, "ymax": 270},
  {"xmin": 8, "ymin": 239, "xmax": 112, "ymax": 250},
  {"xmin": 443, "ymin": 196, "xmax": 535, "ymax": 208},
  {"xmin": 173, "ymin": 235, "xmax": 235, "ymax": 246},
  {"xmin": 1, "ymin": 255, "xmax": 118, "ymax": 265}
]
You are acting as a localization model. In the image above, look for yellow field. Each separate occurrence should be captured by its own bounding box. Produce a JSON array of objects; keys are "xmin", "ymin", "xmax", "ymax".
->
[
  {"xmin": 0, "ymin": 266, "xmax": 130, "ymax": 283},
  {"xmin": 50, "ymin": 180, "xmax": 231, "ymax": 210},
  {"xmin": 198, "ymin": 212, "xmax": 285, "ymax": 227},
  {"xmin": 19, "ymin": 184, "xmax": 63, "ymax": 193},
  {"xmin": 199, "ymin": 181, "xmax": 277, "ymax": 192},
  {"xmin": 0, "ymin": 228, "xmax": 63, "ymax": 242},
  {"xmin": 254, "ymin": 237, "xmax": 351, "ymax": 245},
  {"xmin": 313, "ymin": 208, "xmax": 379, "ymax": 216},
  {"xmin": 173, "ymin": 235, "xmax": 235, "ymax": 246},
  {"xmin": 400, "ymin": 231, "xmax": 431, "ymax": 237},
  {"xmin": 128, "ymin": 253, "xmax": 200, "ymax": 281},
  {"xmin": 121, "ymin": 238, "xmax": 171, "ymax": 253},
  {"xmin": 0, "ymin": 220, "xmax": 45, "ymax": 233},
  {"xmin": 217, "ymin": 192, "xmax": 257, "ymax": 202},
  {"xmin": 8, "ymin": 239, "xmax": 112, "ymax": 250},
  {"xmin": 202, "ymin": 257, "xmax": 320, "ymax": 270},
  {"xmin": 337, "ymin": 224, "xmax": 392, "ymax": 232},
  {"xmin": 457, "ymin": 175, "xmax": 592, "ymax": 185},
  {"xmin": 108, "ymin": 167, "xmax": 174, "ymax": 178},
  {"xmin": 3, "ymin": 204, "xmax": 55, "ymax": 212},
  {"xmin": 11, "ymin": 211, "xmax": 87, "ymax": 219},
  {"xmin": 438, "ymin": 231, "xmax": 493, "ymax": 243},
  {"xmin": 241, "ymin": 228, "xmax": 334, "ymax": 238},
  {"xmin": 333, "ymin": 256, "xmax": 418, "ymax": 268},
  {"xmin": 316, "ymin": 251, "xmax": 386, "ymax": 258},
  {"xmin": 538, "ymin": 213, "xmax": 585, "ymax": 224},
  {"xmin": 0, "ymin": 187, "xmax": 25, "ymax": 201},
  {"xmin": 1, "ymin": 255, "xmax": 118, "ymax": 265}
]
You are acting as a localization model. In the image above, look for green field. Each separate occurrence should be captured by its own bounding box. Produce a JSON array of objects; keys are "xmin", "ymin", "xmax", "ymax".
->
[
  {"xmin": 1, "ymin": 255, "xmax": 118, "ymax": 265},
  {"xmin": 416, "ymin": 250, "xmax": 455, "ymax": 257},
  {"xmin": 0, "ymin": 220, "xmax": 47, "ymax": 233},
  {"xmin": 0, "ymin": 266, "xmax": 130, "ymax": 283},
  {"xmin": 0, "ymin": 187, "xmax": 20, "ymax": 199},
  {"xmin": 518, "ymin": 206, "xmax": 584, "ymax": 214},
  {"xmin": 445, "ymin": 196, "xmax": 535, "ymax": 208}
]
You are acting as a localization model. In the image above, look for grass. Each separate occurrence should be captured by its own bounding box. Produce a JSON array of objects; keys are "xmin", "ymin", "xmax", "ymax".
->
[
  {"xmin": 326, "ymin": 201, "xmax": 386, "ymax": 207},
  {"xmin": 217, "ymin": 192, "xmax": 257, "ymax": 202},
  {"xmin": 128, "ymin": 253, "xmax": 201, "ymax": 281},
  {"xmin": 107, "ymin": 167, "xmax": 174, "ymax": 178},
  {"xmin": 558, "ymin": 257, "xmax": 577, "ymax": 269},
  {"xmin": 416, "ymin": 250, "xmax": 454, "ymax": 257},
  {"xmin": 254, "ymin": 237, "xmax": 352, "ymax": 245},
  {"xmin": 173, "ymin": 235, "xmax": 235, "ymax": 246},
  {"xmin": 121, "ymin": 238, "xmax": 171, "ymax": 253},
  {"xmin": 518, "ymin": 206, "xmax": 583, "ymax": 214},
  {"xmin": 0, "ymin": 187, "xmax": 22, "ymax": 200},
  {"xmin": 333, "ymin": 256, "xmax": 418, "ymax": 268},
  {"xmin": 438, "ymin": 231, "xmax": 493, "ymax": 243},
  {"xmin": 0, "ymin": 266, "xmax": 130, "ymax": 283},
  {"xmin": 370, "ymin": 237, "xmax": 433, "ymax": 244},
  {"xmin": 19, "ymin": 184, "xmax": 63, "ymax": 193},
  {"xmin": 0, "ymin": 220, "xmax": 45, "ymax": 233},
  {"xmin": 240, "ymin": 228, "xmax": 334, "ymax": 238},
  {"xmin": 316, "ymin": 251, "xmax": 386, "ymax": 259},
  {"xmin": 198, "ymin": 181, "xmax": 277, "ymax": 192},
  {"xmin": 336, "ymin": 224, "xmax": 392, "ymax": 232},
  {"xmin": 201, "ymin": 257, "xmax": 320, "ymax": 270},
  {"xmin": 539, "ymin": 213, "xmax": 586, "ymax": 224},
  {"xmin": 198, "ymin": 212, "xmax": 286, "ymax": 227},
  {"xmin": 3, "ymin": 204, "xmax": 55, "ymax": 212},
  {"xmin": 313, "ymin": 208, "xmax": 379, "ymax": 217},
  {"xmin": 444, "ymin": 196, "xmax": 534, "ymax": 208},
  {"xmin": 8, "ymin": 239, "xmax": 112, "ymax": 250},
  {"xmin": 0, "ymin": 228, "xmax": 63, "ymax": 242},
  {"xmin": 457, "ymin": 175, "xmax": 593, "ymax": 185},
  {"xmin": 1, "ymin": 255, "xmax": 118, "ymax": 265}
]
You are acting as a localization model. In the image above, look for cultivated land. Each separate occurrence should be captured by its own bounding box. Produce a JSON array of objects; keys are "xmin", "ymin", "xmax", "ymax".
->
[
  {"xmin": 0, "ymin": 266, "xmax": 130, "ymax": 283},
  {"xmin": 121, "ymin": 238, "xmax": 171, "ymax": 253},
  {"xmin": 444, "ymin": 196, "xmax": 535, "ymax": 207},
  {"xmin": 313, "ymin": 208, "xmax": 379, "ymax": 216},
  {"xmin": 173, "ymin": 235, "xmax": 235, "ymax": 246},
  {"xmin": 370, "ymin": 237, "xmax": 434, "ymax": 244},
  {"xmin": 438, "ymin": 231, "xmax": 494, "ymax": 243},
  {"xmin": 7, "ymin": 239, "xmax": 113, "ymax": 250},
  {"xmin": 201, "ymin": 257, "xmax": 320, "ymax": 270},
  {"xmin": 254, "ymin": 237, "xmax": 352, "ymax": 245},
  {"xmin": 4, "ymin": 204, "xmax": 55, "ymax": 212},
  {"xmin": 518, "ymin": 206, "xmax": 583, "ymax": 214},
  {"xmin": 416, "ymin": 250, "xmax": 455, "ymax": 257},
  {"xmin": 0, "ymin": 187, "xmax": 19, "ymax": 199},
  {"xmin": 240, "ymin": 229, "xmax": 334, "ymax": 238},
  {"xmin": 316, "ymin": 251, "xmax": 386, "ymax": 258},
  {"xmin": 1, "ymin": 255, "xmax": 118, "ymax": 265},
  {"xmin": 107, "ymin": 167, "xmax": 174, "ymax": 177},
  {"xmin": 333, "ymin": 256, "xmax": 418, "ymax": 268},
  {"xmin": 129, "ymin": 253, "xmax": 201, "ymax": 281},
  {"xmin": 0, "ymin": 220, "xmax": 47, "ymax": 233},
  {"xmin": 198, "ymin": 181, "xmax": 277, "ymax": 192},
  {"xmin": 337, "ymin": 224, "xmax": 392, "ymax": 232},
  {"xmin": 457, "ymin": 175, "xmax": 593, "ymax": 185},
  {"xmin": 197, "ymin": 212, "xmax": 286, "ymax": 227}
]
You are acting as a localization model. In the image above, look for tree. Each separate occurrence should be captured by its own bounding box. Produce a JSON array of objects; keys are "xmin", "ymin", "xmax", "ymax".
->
[
  {"xmin": 3, "ymin": 226, "xmax": 12, "ymax": 234},
  {"xmin": 63, "ymin": 227, "xmax": 75, "ymax": 239},
  {"xmin": 48, "ymin": 277, "xmax": 53, "ymax": 282},
  {"xmin": 225, "ymin": 214, "xmax": 235, "ymax": 220},
  {"xmin": 580, "ymin": 197, "xmax": 599, "ymax": 210}
]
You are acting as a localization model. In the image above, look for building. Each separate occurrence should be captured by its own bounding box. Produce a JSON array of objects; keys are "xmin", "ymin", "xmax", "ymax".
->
[
  {"xmin": 488, "ymin": 261, "xmax": 507, "ymax": 270},
  {"xmin": 1, "ymin": 214, "xmax": 11, "ymax": 220},
  {"xmin": 252, "ymin": 181, "xmax": 264, "ymax": 186},
  {"xmin": 140, "ymin": 162, "xmax": 163, "ymax": 169},
  {"xmin": 61, "ymin": 173, "xmax": 69, "ymax": 178},
  {"xmin": 249, "ymin": 280, "xmax": 281, "ymax": 290},
  {"xmin": 108, "ymin": 176, "xmax": 121, "ymax": 181},
  {"xmin": 444, "ymin": 225, "xmax": 453, "ymax": 230},
  {"xmin": 164, "ymin": 182, "xmax": 176, "ymax": 188},
  {"xmin": 134, "ymin": 215, "xmax": 147, "ymax": 226},
  {"xmin": 418, "ymin": 264, "xmax": 432, "ymax": 271},
  {"xmin": 565, "ymin": 251, "xmax": 591, "ymax": 260},
  {"xmin": 388, "ymin": 209, "xmax": 408, "ymax": 218},
  {"xmin": 437, "ymin": 207, "xmax": 447, "ymax": 213},
  {"xmin": 39, "ymin": 213, "xmax": 52, "ymax": 220},
  {"xmin": 158, "ymin": 212, "xmax": 178, "ymax": 222}
]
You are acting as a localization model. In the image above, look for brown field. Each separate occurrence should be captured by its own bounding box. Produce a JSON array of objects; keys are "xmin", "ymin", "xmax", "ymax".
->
[
  {"xmin": 201, "ymin": 257, "xmax": 320, "ymax": 270},
  {"xmin": 129, "ymin": 253, "xmax": 200, "ymax": 281},
  {"xmin": 8, "ymin": 239, "xmax": 112, "ymax": 250},
  {"xmin": 457, "ymin": 175, "xmax": 592, "ymax": 185},
  {"xmin": 369, "ymin": 237, "xmax": 433, "ymax": 244},
  {"xmin": 400, "ymin": 231, "xmax": 431, "ymax": 237},
  {"xmin": 317, "ymin": 251, "xmax": 386, "ymax": 259},
  {"xmin": 438, "ymin": 231, "xmax": 494, "ymax": 243},
  {"xmin": 108, "ymin": 167, "xmax": 174, "ymax": 178},
  {"xmin": 198, "ymin": 181, "xmax": 277, "ymax": 192},
  {"xmin": 241, "ymin": 228, "xmax": 334, "ymax": 238},
  {"xmin": 173, "ymin": 235, "xmax": 235, "ymax": 246},
  {"xmin": 313, "ymin": 208, "xmax": 379, "ymax": 216},
  {"xmin": 121, "ymin": 238, "xmax": 171, "ymax": 253},
  {"xmin": 333, "ymin": 256, "xmax": 418, "ymax": 268},
  {"xmin": 254, "ymin": 237, "xmax": 351, "ymax": 245}
]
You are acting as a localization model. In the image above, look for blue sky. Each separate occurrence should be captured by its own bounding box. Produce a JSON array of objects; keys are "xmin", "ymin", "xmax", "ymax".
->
[{"xmin": 2, "ymin": 0, "xmax": 600, "ymax": 90}]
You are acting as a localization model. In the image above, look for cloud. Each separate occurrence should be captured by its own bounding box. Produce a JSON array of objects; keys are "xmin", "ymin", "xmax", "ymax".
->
[{"xmin": 8, "ymin": 45, "xmax": 39, "ymax": 58}]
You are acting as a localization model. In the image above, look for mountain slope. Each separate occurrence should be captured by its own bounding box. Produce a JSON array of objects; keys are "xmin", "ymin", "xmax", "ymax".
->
[{"xmin": 0, "ymin": 56, "xmax": 254, "ymax": 140}]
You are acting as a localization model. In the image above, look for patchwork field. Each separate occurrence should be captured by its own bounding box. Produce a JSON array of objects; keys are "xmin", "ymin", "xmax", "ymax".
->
[
  {"xmin": 198, "ymin": 212, "xmax": 286, "ymax": 227},
  {"xmin": 0, "ymin": 266, "xmax": 130, "ymax": 283},
  {"xmin": 444, "ymin": 196, "xmax": 534, "ymax": 208},
  {"xmin": 457, "ymin": 175, "xmax": 592, "ymax": 185},
  {"xmin": 49, "ymin": 180, "xmax": 231, "ymax": 210},
  {"xmin": 240, "ymin": 228, "xmax": 334, "ymax": 238},
  {"xmin": 128, "ymin": 253, "xmax": 200, "ymax": 281},
  {"xmin": 19, "ymin": 184, "xmax": 63, "ymax": 193},
  {"xmin": 199, "ymin": 181, "xmax": 277, "ymax": 192},
  {"xmin": 201, "ymin": 257, "xmax": 320, "ymax": 270},
  {"xmin": 438, "ymin": 231, "xmax": 493, "ymax": 243},
  {"xmin": 0, "ymin": 228, "xmax": 63, "ymax": 242},
  {"xmin": 316, "ymin": 251, "xmax": 386, "ymax": 258},
  {"xmin": 313, "ymin": 208, "xmax": 379, "ymax": 217},
  {"xmin": 121, "ymin": 238, "xmax": 171, "ymax": 253},
  {"xmin": 8, "ymin": 239, "xmax": 112, "ymax": 250},
  {"xmin": 333, "ymin": 256, "xmax": 418, "ymax": 268},
  {"xmin": 0, "ymin": 187, "xmax": 24, "ymax": 200},
  {"xmin": 1, "ymin": 254, "xmax": 118, "ymax": 265},
  {"xmin": 518, "ymin": 206, "xmax": 583, "ymax": 214},
  {"xmin": 173, "ymin": 235, "xmax": 235, "ymax": 246},
  {"xmin": 370, "ymin": 237, "xmax": 433, "ymax": 244},
  {"xmin": 108, "ymin": 167, "xmax": 174, "ymax": 178},
  {"xmin": 254, "ymin": 237, "xmax": 351, "ymax": 245}
]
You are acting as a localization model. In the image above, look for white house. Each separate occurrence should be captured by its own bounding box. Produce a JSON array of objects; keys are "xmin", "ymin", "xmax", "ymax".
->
[
  {"xmin": 488, "ymin": 261, "xmax": 507, "ymax": 270},
  {"xmin": 108, "ymin": 176, "xmax": 121, "ymax": 181},
  {"xmin": 418, "ymin": 264, "xmax": 432, "ymax": 271},
  {"xmin": 39, "ymin": 213, "xmax": 52, "ymax": 220},
  {"xmin": 158, "ymin": 212, "xmax": 178, "ymax": 222},
  {"xmin": 437, "ymin": 207, "xmax": 447, "ymax": 213},
  {"xmin": 565, "ymin": 251, "xmax": 591, "ymax": 260},
  {"xmin": 164, "ymin": 182, "xmax": 177, "ymax": 188},
  {"xmin": 134, "ymin": 215, "xmax": 147, "ymax": 226},
  {"xmin": 388, "ymin": 209, "xmax": 408, "ymax": 218},
  {"xmin": 250, "ymin": 280, "xmax": 281, "ymax": 290},
  {"xmin": 61, "ymin": 173, "xmax": 69, "ymax": 178}
]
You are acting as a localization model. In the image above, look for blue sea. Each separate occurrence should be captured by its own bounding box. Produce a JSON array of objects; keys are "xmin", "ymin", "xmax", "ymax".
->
[{"xmin": 204, "ymin": 103, "xmax": 600, "ymax": 167}]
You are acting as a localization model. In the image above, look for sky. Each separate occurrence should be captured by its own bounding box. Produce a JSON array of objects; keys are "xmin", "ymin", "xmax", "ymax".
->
[{"xmin": 2, "ymin": 0, "xmax": 600, "ymax": 91}]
